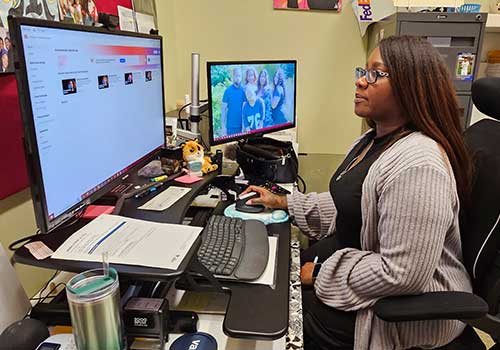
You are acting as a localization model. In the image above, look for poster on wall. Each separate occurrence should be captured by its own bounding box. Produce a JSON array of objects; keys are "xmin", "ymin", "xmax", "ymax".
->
[
  {"xmin": 0, "ymin": 0, "xmax": 59, "ymax": 29},
  {"xmin": 58, "ymin": 0, "xmax": 98, "ymax": 25},
  {"xmin": 0, "ymin": 0, "xmax": 60, "ymax": 74},
  {"xmin": 274, "ymin": 0, "xmax": 342, "ymax": 11},
  {"xmin": 351, "ymin": 0, "xmax": 396, "ymax": 36}
]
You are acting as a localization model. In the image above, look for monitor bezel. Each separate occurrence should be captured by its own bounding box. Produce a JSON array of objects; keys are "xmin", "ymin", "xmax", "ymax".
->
[
  {"xmin": 8, "ymin": 16, "xmax": 166, "ymax": 234},
  {"xmin": 206, "ymin": 60, "xmax": 297, "ymax": 146}
]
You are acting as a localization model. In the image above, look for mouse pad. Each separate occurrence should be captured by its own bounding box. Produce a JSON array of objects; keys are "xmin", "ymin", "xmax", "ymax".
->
[{"xmin": 224, "ymin": 204, "xmax": 289, "ymax": 225}]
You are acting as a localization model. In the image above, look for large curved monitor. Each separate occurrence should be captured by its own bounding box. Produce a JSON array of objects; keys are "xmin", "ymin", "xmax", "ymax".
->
[
  {"xmin": 9, "ymin": 17, "xmax": 165, "ymax": 233},
  {"xmin": 207, "ymin": 60, "xmax": 296, "ymax": 145}
]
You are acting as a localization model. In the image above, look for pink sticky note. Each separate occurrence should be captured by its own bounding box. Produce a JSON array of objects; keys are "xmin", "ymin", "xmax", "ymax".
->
[
  {"xmin": 82, "ymin": 205, "xmax": 115, "ymax": 219},
  {"xmin": 174, "ymin": 174, "xmax": 203, "ymax": 184}
]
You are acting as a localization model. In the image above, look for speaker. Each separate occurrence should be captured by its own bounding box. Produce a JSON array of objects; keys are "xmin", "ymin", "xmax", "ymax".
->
[{"xmin": 0, "ymin": 319, "xmax": 49, "ymax": 350}]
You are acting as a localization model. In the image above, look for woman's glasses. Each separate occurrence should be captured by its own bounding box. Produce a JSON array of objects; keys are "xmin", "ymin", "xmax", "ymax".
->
[{"xmin": 355, "ymin": 67, "xmax": 390, "ymax": 84}]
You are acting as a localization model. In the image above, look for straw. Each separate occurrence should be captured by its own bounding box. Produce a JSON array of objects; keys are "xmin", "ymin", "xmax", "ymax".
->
[{"xmin": 102, "ymin": 251, "xmax": 110, "ymax": 278}]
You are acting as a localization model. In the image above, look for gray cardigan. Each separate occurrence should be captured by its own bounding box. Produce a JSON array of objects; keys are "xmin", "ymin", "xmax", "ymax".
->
[{"xmin": 289, "ymin": 132, "xmax": 472, "ymax": 350}]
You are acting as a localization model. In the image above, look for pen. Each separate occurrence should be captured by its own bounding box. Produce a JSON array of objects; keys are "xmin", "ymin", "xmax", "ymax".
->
[
  {"xmin": 313, "ymin": 256, "xmax": 318, "ymax": 264},
  {"xmin": 135, "ymin": 171, "xmax": 185, "ymax": 198},
  {"xmin": 135, "ymin": 182, "xmax": 164, "ymax": 198}
]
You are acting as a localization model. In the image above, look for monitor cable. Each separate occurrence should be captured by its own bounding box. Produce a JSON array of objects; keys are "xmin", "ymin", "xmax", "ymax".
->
[{"xmin": 8, "ymin": 230, "xmax": 40, "ymax": 252}]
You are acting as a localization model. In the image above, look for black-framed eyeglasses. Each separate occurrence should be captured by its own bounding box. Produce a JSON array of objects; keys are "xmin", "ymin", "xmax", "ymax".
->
[{"xmin": 355, "ymin": 67, "xmax": 390, "ymax": 84}]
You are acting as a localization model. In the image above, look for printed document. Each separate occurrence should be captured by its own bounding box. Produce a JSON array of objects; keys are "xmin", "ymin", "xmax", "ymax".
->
[
  {"xmin": 135, "ymin": 12, "xmax": 156, "ymax": 34},
  {"xmin": 138, "ymin": 186, "xmax": 192, "ymax": 211},
  {"xmin": 52, "ymin": 214, "xmax": 202, "ymax": 270},
  {"xmin": 117, "ymin": 5, "xmax": 137, "ymax": 32}
]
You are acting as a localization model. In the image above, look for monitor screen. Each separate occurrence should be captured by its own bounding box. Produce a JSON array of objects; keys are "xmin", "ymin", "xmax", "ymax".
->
[
  {"xmin": 10, "ymin": 18, "xmax": 165, "ymax": 233},
  {"xmin": 207, "ymin": 60, "xmax": 296, "ymax": 145}
]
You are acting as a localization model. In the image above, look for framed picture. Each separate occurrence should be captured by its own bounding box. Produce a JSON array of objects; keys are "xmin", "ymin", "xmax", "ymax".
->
[{"xmin": 274, "ymin": 0, "xmax": 342, "ymax": 11}]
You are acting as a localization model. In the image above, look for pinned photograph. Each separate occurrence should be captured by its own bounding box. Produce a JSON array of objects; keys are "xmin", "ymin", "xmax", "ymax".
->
[
  {"xmin": 0, "ymin": 27, "xmax": 13, "ymax": 73},
  {"xmin": 58, "ymin": 0, "xmax": 98, "ymax": 25},
  {"xmin": 456, "ymin": 53, "xmax": 475, "ymax": 81}
]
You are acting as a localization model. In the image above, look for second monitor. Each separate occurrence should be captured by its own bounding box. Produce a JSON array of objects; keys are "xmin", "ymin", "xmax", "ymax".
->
[{"xmin": 207, "ymin": 60, "xmax": 297, "ymax": 145}]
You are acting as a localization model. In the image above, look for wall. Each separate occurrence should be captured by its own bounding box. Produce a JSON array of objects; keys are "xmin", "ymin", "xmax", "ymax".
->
[
  {"xmin": 155, "ymin": 0, "xmax": 367, "ymax": 155},
  {"xmin": 0, "ymin": 190, "xmax": 53, "ymax": 297},
  {"xmin": 0, "ymin": 0, "xmax": 368, "ymax": 296}
]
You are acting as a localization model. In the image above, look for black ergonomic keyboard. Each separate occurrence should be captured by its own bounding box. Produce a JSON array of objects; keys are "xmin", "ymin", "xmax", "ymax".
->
[{"xmin": 197, "ymin": 215, "xmax": 270, "ymax": 281}]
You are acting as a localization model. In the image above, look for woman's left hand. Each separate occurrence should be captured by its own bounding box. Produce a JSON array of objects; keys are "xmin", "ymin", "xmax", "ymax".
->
[{"xmin": 300, "ymin": 262, "xmax": 315, "ymax": 286}]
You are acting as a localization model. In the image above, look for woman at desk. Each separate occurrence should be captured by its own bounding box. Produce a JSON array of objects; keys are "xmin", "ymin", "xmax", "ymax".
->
[{"xmin": 242, "ymin": 36, "xmax": 473, "ymax": 350}]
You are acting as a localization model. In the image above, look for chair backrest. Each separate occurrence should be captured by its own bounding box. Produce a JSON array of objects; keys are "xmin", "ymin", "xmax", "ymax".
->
[{"xmin": 461, "ymin": 78, "xmax": 500, "ymax": 299}]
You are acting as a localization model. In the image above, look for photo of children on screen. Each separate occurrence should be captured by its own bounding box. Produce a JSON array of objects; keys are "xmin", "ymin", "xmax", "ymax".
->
[{"xmin": 210, "ymin": 62, "xmax": 295, "ymax": 139}]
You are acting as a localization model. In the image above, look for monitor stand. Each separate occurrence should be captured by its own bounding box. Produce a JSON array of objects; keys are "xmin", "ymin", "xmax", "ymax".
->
[{"xmin": 177, "ymin": 53, "xmax": 209, "ymax": 146}]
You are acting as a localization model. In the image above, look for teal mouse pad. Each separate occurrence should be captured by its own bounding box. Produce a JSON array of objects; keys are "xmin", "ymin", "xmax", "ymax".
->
[{"xmin": 224, "ymin": 204, "xmax": 289, "ymax": 225}]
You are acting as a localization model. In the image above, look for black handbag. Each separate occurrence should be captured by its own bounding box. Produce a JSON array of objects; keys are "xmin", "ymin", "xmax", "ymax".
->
[{"xmin": 236, "ymin": 137, "xmax": 298, "ymax": 183}]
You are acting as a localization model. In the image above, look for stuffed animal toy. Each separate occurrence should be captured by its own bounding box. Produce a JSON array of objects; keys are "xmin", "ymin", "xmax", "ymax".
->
[{"xmin": 182, "ymin": 140, "xmax": 218, "ymax": 175}]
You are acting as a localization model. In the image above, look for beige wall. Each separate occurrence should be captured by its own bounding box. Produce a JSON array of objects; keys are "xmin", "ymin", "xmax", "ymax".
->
[
  {"xmin": 156, "ymin": 0, "xmax": 367, "ymax": 154},
  {"xmin": 0, "ymin": 190, "xmax": 53, "ymax": 297}
]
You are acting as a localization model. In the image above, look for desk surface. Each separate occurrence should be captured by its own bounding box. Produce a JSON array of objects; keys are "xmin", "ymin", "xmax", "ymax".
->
[
  {"xmin": 14, "ymin": 170, "xmax": 292, "ymax": 341},
  {"xmin": 130, "ymin": 234, "xmax": 303, "ymax": 350}
]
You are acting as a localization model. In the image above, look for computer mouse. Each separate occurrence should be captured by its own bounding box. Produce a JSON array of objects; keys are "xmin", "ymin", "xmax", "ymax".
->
[{"xmin": 235, "ymin": 192, "xmax": 265, "ymax": 214}]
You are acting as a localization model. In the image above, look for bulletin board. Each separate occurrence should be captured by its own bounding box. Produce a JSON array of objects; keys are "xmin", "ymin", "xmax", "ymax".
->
[
  {"xmin": 0, "ymin": 74, "xmax": 28, "ymax": 199},
  {"xmin": 0, "ymin": 0, "xmax": 143, "ymax": 200}
]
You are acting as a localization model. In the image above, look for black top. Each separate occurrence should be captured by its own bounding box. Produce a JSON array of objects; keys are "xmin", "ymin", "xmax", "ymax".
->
[{"xmin": 329, "ymin": 128, "xmax": 408, "ymax": 250}]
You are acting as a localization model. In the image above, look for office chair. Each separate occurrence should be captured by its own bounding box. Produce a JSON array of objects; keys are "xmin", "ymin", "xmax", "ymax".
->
[{"xmin": 373, "ymin": 77, "xmax": 500, "ymax": 350}]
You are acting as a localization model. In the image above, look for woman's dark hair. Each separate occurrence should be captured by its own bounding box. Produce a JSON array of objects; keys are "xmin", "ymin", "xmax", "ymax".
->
[{"xmin": 378, "ymin": 35, "xmax": 473, "ymax": 204}]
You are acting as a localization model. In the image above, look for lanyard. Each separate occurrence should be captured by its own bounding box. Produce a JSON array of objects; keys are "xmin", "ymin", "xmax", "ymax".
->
[{"xmin": 335, "ymin": 139, "xmax": 374, "ymax": 181}]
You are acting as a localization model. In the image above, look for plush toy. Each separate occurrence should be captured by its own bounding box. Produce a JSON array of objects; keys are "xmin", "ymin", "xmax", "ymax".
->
[{"xmin": 182, "ymin": 140, "xmax": 218, "ymax": 175}]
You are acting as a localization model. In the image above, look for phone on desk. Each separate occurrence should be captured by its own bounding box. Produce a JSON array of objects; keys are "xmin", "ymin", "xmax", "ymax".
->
[{"xmin": 36, "ymin": 334, "xmax": 76, "ymax": 350}]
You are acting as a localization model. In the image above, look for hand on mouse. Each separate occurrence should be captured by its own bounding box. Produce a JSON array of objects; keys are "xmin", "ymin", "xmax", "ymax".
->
[{"xmin": 240, "ymin": 185, "xmax": 288, "ymax": 209}]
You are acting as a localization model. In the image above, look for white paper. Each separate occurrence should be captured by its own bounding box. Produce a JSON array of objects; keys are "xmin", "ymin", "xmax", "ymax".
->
[
  {"xmin": 248, "ymin": 237, "xmax": 278, "ymax": 286},
  {"xmin": 117, "ymin": 5, "xmax": 137, "ymax": 32},
  {"xmin": 138, "ymin": 186, "xmax": 192, "ymax": 211},
  {"xmin": 135, "ymin": 12, "xmax": 156, "ymax": 34},
  {"xmin": 52, "ymin": 214, "xmax": 202, "ymax": 270}
]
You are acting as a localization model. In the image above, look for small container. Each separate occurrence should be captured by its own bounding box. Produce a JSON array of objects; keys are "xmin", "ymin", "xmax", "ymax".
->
[
  {"xmin": 187, "ymin": 160, "xmax": 203, "ymax": 177},
  {"xmin": 66, "ymin": 268, "xmax": 125, "ymax": 350}
]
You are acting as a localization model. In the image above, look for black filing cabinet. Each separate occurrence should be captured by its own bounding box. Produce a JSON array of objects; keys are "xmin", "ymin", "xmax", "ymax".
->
[{"xmin": 367, "ymin": 12, "xmax": 487, "ymax": 128}]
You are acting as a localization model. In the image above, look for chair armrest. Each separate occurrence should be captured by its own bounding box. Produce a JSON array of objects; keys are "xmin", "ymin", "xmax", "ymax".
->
[{"xmin": 374, "ymin": 292, "xmax": 488, "ymax": 322}]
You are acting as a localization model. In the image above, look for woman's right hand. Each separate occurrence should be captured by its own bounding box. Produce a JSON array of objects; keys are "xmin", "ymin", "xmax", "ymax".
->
[{"xmin": 240, "ymin": 185, "xmax": 288, "ymax": 209}]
